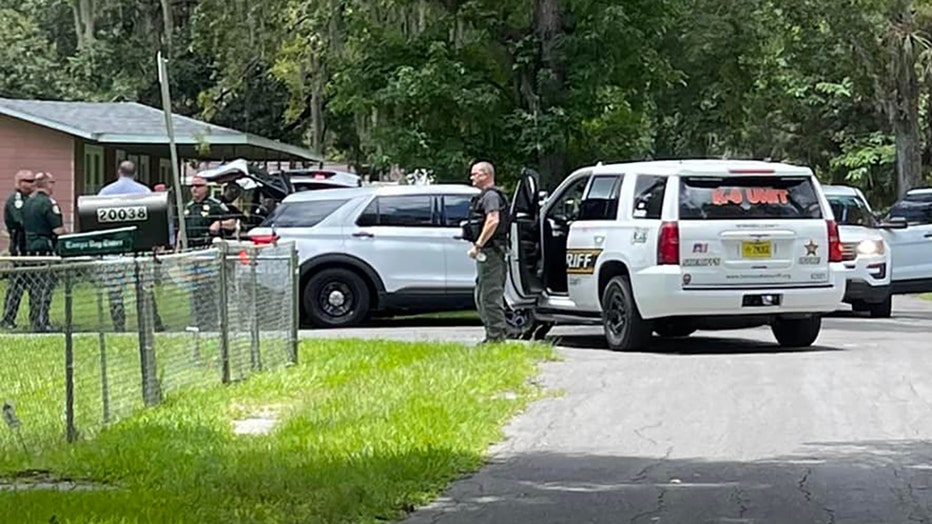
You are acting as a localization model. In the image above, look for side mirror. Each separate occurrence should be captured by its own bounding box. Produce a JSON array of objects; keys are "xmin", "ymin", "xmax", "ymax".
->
[{"xmin": 879, "ymin": 217, "xmax": 908, "ymax": 230}]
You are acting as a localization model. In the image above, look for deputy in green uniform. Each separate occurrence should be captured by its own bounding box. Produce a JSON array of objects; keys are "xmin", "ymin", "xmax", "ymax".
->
[
  {"xmin": 1, "ymin": 169, "xmax": 36, "ymax": 329},
  {"xmin": 22, "ymin": 172, "xmax": 67, "ymax": 332},
  {"xmin": 182, "ymin": 176, "xmax": 235, "ymax": 330}
]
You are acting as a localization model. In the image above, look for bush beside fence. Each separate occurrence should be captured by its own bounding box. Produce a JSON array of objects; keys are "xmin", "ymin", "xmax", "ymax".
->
[{"xmin": 0, "ymin": 241, "xmax": 298, "ymax": 465}]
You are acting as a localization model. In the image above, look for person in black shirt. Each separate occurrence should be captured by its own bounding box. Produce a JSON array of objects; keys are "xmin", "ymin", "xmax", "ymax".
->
[{"xmin": 1, "ymin": 169, "xmax": 35, "ymax": 329}]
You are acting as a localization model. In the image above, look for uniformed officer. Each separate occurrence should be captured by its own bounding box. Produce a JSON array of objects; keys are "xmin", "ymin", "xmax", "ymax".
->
[
  {"xmin": 183, "ymin": 176, "xmax": 234, "ymax": 330},
  {"xmin": 183, "ymin": 176, "xmax": 235, "ymax": 248},
  {"xmin": 22, "ymin": 172, "xmax": 67, "ymax": 332},
  {"xmin": 1, "ymin": 169, "xmax": 36, "ymax": 329},
  {"xmin": 466, "ymin": 161, "xmax": 510, "ymax": 344}
]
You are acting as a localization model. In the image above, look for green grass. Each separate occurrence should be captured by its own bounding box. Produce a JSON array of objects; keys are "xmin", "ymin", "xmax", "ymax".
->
[
  {"xmin": 921, "ymin": 293, "xmax": 932, "ymax": 301},
  {"xmin": 0, "ymin": 338, "xmax": 556, "ymax": 524},
  {"xmin": 0, "ymin": 277, "xmax": 192, "ymax": 333}
]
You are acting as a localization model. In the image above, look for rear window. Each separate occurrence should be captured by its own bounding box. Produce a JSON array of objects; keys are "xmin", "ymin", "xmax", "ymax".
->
[
  {"xmin": 827, "ymin": 195, "xmax": 875, "ymax": 227},
  {"xmin": 678, "ymin": 176, "xmax": 823, "ymax": 220},
  {"xmin": 259, "ymin": 199, "xmax": 349, "ymax": 228}
]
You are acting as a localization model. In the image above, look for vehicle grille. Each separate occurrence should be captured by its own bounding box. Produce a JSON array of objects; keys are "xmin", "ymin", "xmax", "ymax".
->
[{"xmin": 841, "ymin": 242, "xmax": 858, "ymax": 261}]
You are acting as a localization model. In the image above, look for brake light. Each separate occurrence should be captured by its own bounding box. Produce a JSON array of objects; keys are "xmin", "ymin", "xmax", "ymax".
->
[
  {"xmin": 826, "ymin": 220, "xmax": 843, "ymax": 263},
  {"xmin": 728, "ymin": 168, "xmax": 774, "ymax": 174},
  {"xmin": 249, "ymin": 233, "xmax": 279, "ymax": 245},
  {"xmin": 658, "ymin": 221, "xmax": 680, "ymax": 265}
]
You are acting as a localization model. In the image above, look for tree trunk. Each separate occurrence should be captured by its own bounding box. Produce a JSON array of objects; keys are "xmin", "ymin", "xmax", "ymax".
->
[
  {"xmin": 533, "ymin": 0, "xmax": 566, "ymax": 188},
  {"xmin": 72, "ymin": 0, "xmax": 96, "ymax": 48},
  {"xmin": 888, "ymin": 1, "xmax": 924, "ymax": 196}
]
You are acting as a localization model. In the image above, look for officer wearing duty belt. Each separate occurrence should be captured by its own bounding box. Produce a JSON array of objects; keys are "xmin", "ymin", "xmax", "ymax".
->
[
  {"xmin": 183, "ymin": 175, "xmax": 235, "ymax": 330},
  {"xmin": 466, "ymin": 161, "xmax": 510, "ymax": 344},
  {"xmin": 22, "ymin": 172, "xmax": 67, "ymax": 332},
  {"xmin": 1, "ymin": 169, "xmax": 35, "ymax": 329}
]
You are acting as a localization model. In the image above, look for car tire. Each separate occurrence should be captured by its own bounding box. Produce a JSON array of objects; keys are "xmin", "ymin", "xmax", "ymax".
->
[
  {"xmin": 601, "ymin": 275, "xmax": 652, "ymax": 351},
  {"xmin": 869, "ymin": 296, "xmax": 893, "ymax": 318},
  {"xmin": 303, "ymin": 268, "xmax": 371, "ymax": 328},
  {"xmin": 653, "ymin": 321, "xmax": 696, "ymax": 338},
  {"xmin": 770, "ymin": 316, "xmax": 821, "ymax": 348}
]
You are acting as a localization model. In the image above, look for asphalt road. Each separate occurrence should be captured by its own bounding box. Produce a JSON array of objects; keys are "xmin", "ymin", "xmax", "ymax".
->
[{"xmin": 302, "ymin": 295, "xmax": 932, "ymax": 524}]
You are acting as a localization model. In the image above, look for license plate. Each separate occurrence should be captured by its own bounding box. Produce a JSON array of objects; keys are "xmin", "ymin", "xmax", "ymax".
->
[{"xmin": 741, "ymin": 240, "xmax": 772, "ymax": 259}]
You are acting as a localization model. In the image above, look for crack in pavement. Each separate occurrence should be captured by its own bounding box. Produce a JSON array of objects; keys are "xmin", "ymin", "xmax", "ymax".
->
[
  {"xmin": 633, "ymin": 421, "xmax": 663, "ymax": 446},
  {"xmin": 730, "ymin": 486, "xmax": 749, "ymax": 519},
  {"xmin": 797, "ymin": 468, "xmax": 813, "ymax": 503},
  {"xmin": 629, "ymin": 488, "xmax": 667, "ymax": 524},
  {"xmin": 631, "ymin": 446, "xmax": 674, "ymax": 483}
]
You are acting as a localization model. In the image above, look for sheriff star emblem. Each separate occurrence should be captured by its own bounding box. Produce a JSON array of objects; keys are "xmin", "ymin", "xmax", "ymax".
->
[{"xmin": 804, "ymin": 239, "xmax": 818, "ymax": 256}]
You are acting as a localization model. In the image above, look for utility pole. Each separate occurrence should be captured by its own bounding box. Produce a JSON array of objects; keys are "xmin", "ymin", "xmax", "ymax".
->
[{"xmin": 157, "ymin": 51, "xmax": 188, "ymax": 251}]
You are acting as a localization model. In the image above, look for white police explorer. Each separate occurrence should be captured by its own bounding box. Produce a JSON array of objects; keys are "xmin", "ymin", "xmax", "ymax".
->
[
  {"xmin": 880, "ymin": 187, "xmax": 932, "ymax": 297},
  {"xmin": 243, "ymin": 183, "xmax": 482, "ymax": 327},
  {"xmin": 504, "ymin": 159, "xmax": 848, "ymax": 350},
  {"xmin": 822, "ymin": 185, "xmax": 892, "ymax": 317}
]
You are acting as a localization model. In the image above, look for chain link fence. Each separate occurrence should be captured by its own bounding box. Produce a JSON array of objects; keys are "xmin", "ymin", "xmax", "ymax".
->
[{"xmin": 0, "ymin": 241, "xmax": 298, "ymax": 461}]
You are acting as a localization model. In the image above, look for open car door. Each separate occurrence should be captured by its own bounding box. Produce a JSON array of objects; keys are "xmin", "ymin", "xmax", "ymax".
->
[{"xmin": 505, "ymin": 168, "xmax": 544, "ymax": 308}]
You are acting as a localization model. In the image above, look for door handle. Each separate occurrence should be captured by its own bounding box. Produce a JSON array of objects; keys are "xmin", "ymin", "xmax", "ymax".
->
[
  {"xmin": 925, "ymin": 233, "xmax": 932, "ymax": 238},
  {"xmin": 352, "ymin": 231, "xmax": 374, "ymax": 238}
]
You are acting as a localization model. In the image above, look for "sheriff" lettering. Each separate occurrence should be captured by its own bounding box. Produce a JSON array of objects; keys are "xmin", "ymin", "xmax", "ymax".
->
[{"xmin": 566, "ymin": 249, "xmax": 602, "ymax": 274}]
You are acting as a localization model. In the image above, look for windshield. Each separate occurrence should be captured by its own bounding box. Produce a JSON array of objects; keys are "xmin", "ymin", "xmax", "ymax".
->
[
  {"xmin": 678, "ymin": 175, "xmax": 824, "ymax": 220},
  {"xmin": 827, "ymin": 195, "xmax": 875, "ymax": 227}
]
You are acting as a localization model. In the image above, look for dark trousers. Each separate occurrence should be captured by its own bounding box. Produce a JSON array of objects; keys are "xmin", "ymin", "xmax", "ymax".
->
[
  {"xmin": 109, "ymin": 288, "xmax": 164, "ymax": 332},
  {"xmin": 190, "ymin": 262, "xmax": 218, "ymax": 331},
  {"xmin": 26, "ymin": 261, "xmax": 56, "ymax": 332},
  {"xmin": 2, "ymin": 263, "xmax": 27, "ymax": 326},
  {"xmin": 475, "ymin": 245, "xmax": 508, "ymax": 341}
]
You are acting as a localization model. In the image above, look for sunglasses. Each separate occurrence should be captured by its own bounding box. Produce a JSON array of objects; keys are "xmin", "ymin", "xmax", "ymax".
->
[{"xmin": 191, "ymin": 184, "xmax": 207, "ymax": 188}]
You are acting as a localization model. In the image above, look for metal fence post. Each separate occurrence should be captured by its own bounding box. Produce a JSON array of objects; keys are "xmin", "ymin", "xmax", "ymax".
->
[
  {"xmin": 64, "ymin": 268, "xmax": 77, "ymax": 443},
  {"xmin": 135, "ymin": 258, "xmax": 161, "ymax": 406},
  {"xmin": 290, "ymin": 242, "xmax": 299, "ymax": 365},
  {"xmin": 218, "ymin": 243, "xmax": 231, "ymax": 384},
  {"xmin": 95, "ymin": 288, "xmax": 110, "ymax": 423},
  {"xmin": 249, "ymin": 247, "xmax": 261, "ymax": 372}
]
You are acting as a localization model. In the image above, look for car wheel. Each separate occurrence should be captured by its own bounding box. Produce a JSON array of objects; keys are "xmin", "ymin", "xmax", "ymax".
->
[
  {"xmin": 601, "ymin": 275, "xmax": 652, "ymax": 351},
  {"xmin": 653, "ymin": 321, "xmax": 696, "ymax": 338},
  {"xmin": 303, "ymin": 268, "xmax": 371, "ymax": 328},
  {"xmin": 869, "ymin": 296, "xmax": 892, "ymax": 318},
  {"xmin": 770, "ymin": 316, "xmax": 821, "ymax": 348}
]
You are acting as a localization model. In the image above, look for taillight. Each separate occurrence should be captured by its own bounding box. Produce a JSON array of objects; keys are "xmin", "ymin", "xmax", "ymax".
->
[
  {"xmin": 658, "ymin": 221, "xmax": 680, "ymax": 265},
  {"xmin": 249, "ymin": 233, "xmax": 279, "ymax": 245},
  {"xmin": 826, "ymin": 220, "xmax": 843, "ymax": 263}
]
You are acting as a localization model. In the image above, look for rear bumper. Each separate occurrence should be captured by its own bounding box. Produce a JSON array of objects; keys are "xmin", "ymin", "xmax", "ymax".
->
[{"xmin": 633, "ymin": 264, "xmax": 847, "ymax": 320}]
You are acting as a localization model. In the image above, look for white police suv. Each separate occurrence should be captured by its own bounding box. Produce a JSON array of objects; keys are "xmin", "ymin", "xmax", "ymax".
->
[
  {"xmin": 504, "ymin": 159, "xmax": 848, "ymax": 350},
  {"xmin": 244, "ymin": 184, "xmax": 481, "ymax": 327},
  {"xmin": 880, "ymin": 187, "xmax": 932, "ymax": 297},
  {"xmin": 822, "ymin": 185, "xmax": 892, "ymax": 317}
]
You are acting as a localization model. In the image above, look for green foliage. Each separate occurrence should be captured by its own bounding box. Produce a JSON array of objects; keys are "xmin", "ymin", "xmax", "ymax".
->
[{"xmin": 2, "ymin": 0, "xmax": 932, "ymax": 203}]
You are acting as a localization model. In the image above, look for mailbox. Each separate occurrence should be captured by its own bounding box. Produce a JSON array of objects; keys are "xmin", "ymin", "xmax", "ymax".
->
[{"xmin": 76, "ymin": 192, "xmax": 172, "ymax": 251}]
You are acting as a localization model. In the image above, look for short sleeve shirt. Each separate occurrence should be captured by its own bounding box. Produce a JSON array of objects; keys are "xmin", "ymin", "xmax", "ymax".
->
[
  {"xmin": 23, "ymin": 192, "xmax": 63, "ymax": 253},
  {"xmin": 478, "ymin": 188, "xmax": 505, "ymax": 215},
  {"xmin": 184, "ymin": 196, "xmax": 230, "ymax": 245}
]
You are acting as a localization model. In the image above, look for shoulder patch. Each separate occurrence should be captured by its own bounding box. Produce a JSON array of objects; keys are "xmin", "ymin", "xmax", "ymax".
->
[
  {"xmin": 14, "ymin": 200, "xmax": 22, "ymax": 209},
  {"xmin": 52, "ymin": 204, "xmax": 61, "ymax": 215}
]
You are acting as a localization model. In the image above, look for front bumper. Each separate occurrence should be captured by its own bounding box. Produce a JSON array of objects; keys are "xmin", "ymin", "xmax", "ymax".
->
[{"xmin": 843, "ymin": 278, "xmax": 891, "ymax": 304}]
